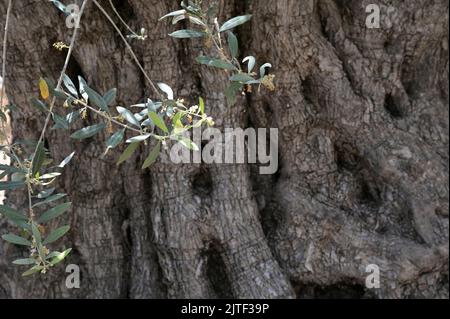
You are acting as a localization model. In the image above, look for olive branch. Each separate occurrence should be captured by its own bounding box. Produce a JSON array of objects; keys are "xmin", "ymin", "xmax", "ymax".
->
[{"xmin": 0, "ymin": 0, "xmax": 274, "ymax": 277}]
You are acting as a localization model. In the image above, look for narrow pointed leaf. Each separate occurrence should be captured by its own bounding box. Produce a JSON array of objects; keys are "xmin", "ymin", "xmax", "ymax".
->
[
  {"xmin": 11, "ymin": 172, "xmax": 26, "ymax": 182},
  {"xmin": 169, "ymin": 29, "xmax": 207, "ymax": 38},
  {"xmin": 219, "ymin": 15, "xmax": 252, "ymax": 32},
  {"xmin": 22, "ymin": 266, "xmax": 44, "ymax": 276},
  {"xmin": 43, "ymin": 225, "xmax": 70, "ymax": 245},
  {"xmin": 49, "ymin": 0, "xmax": 68, "ymax": 15},
  {"xmin": 172, "ymin": 112, "xmax": 183, "ymax": 127},
  {"xmin": 126, "ymin": 134, "xmax": 151, "ymax": 144},
  {"xmin": 58, "ymin": 152, "xmax": 75, "ymax": 168},
  {"xmin": 157, "ymin": 83, "xmax": 174, "ymax": 100},
  {"xmin": 117, "ymin": 142, "xmax": 140, "ymax": 165},
  {"xmin": 0, "ymin": 181, "xmax": 25, "ymax": 191},
  {"xmin": 242, "ymin": 56, "xmax": 256, "ymax": 73},
  {"xmin": 259, "ymin": 63, "xmax": 272, "ymax": 78},
  {"xmin": 70, "ymin": 123, "xmax": 106, "ymax": 140},
  {"xmin": 85, "ymin": 87, "xmax": 109, "ymax": 112},
  {"xmin": 78, "ymin": 76, "xmax": 89, "ymax": 101},
  {"xmin": 116, "ymin": 106, "xmax": 140, "ymax": 127},
  {"xmin": 63, "ymin": 74, "xmax": 79, "ymax": 97},
  {"xmin": 0, "ymin": 205, "xmax": 27, "ymax": 221},
  {"xmin": 38, "ymin": 202, "xmax": 72, "ymax": 223},
  {"xmin": 227, "ymin": 31, "xmax": 239, "ymax": 58},
  {"xmin": 149, "ymin": 112, "xmax": 168, "ymax": 133},
  {"xmin": 33, "ymin": 193, "xmax": 67, "ymax": 208},
  {"xmin": 103, "ymin": 88, "xmax": 117, "ymax": 106},
  {"xmin": 106, "ymin": 129, "xmax": 125, "ymax": 149},
  {"xmin": 30, "ymin": 98, "xmax": 49, "ymax": 113},
  {"xmin": 0, "ymin": 165, "xmax": 26, "ymax": 173},
  {"xmin": 199, "ymin": 97, "xmax": 205, "ymax": 115},
  {"xmin": 38, "ymin": 188, "xmax": 55, "ymax": 199},
  {"xmin": 142, "ymin": 142, "xmax": 161, "ymax": 169},
  {"xmin": 159, "ymin": 9, "xmax": 186, "ymax": 20},
  {"xmin": 2, "ymin": 234, "xmax": 32, "ymax": 246},
  {"xmin": 31, "ymin": 222, "xmax": 42, "ymax": 244},
  {"xmin": 32, "ymin": 142, "xmax": 46, "ymax": 177},
  {"xmin": 13, "ymin": 258, "xmax": 36, "ymax": 265},
  {"xmin": 39, "ymin": 172, "xmax": 62, "ymax": 180},
  {"xmin": 188, "ymin": 16, "xmax": 205, "ymax": 26},
  {"xmin": 50, "ymin": 248, "xmax": 72, "ymax": 266}
]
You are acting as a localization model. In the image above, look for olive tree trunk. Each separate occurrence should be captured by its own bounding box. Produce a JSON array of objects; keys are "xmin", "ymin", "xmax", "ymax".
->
[{"xmin": 0, "ymin": 0, "xmax": 448, "ymax": 299}]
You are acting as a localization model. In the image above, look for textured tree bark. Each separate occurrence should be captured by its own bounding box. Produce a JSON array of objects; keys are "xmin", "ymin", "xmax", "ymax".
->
[{"xmin": 0, "ymin": 0, "xmax": 448, "ymax": 299}]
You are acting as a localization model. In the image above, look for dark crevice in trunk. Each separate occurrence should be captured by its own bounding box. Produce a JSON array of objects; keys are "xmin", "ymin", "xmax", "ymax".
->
[
  {"xmin": 384, "ymin": 93, "xmax": 405, "ymax": 119},
  {"xmin": 301, "ymin": 76, "xmax": 323, "ymax": 115},
  {"xmin": 294, "ymin": 281, "xmax": 377, "ymax": 299},
  {"xmin": 250, "ymin": 162, "xmax": 281, "ymax": 238},
  {"xmin": 334, "ymin": 140, "xmax": 382, "ymax": 208},
  {"xmin": 43, "ymin": 137, "xmax": 50, "ymax": 151},
  {"xmin": 0, "ymin": 284, "xmax": 7, "ymax": 298},
  {"xmin": 334, "ymin": 140, "xmax": 361, "ymax": 172},
  {"xmin": 122, "ymin": 208, "xmax": 133, "ymax": 299},
  {"xmin": 115, "ymin": 185, "xmax": 133, "ymax": 298},
  {"xmin": 65, "ymin": 56, "xmax": 85, "ymax": 87},
  {"xmin": 142, "ymin": 173, "xmax": 169, "ymax": 298},
  {"xmin": 232, "ymin": 0, "xmax": 252, "ymax": 62},
  {"xmin": 110, "ymin": 0, "xmax": 136, "ymax": 29},
  {"xmin": 257, "ymin": 192, "xmax": 282, "ymax": 241},
  {"xmin": 248, "ymin": 107, "xmax": 282, "ymax": 241},
  {"xmin": 357, "ymin": 177, "xmax": 381, "ymax": 207},
  {"xmin": 192, "ymin": 166, "xmax": 213, "ymax": 197},
  {"xmin": 317, "ymin": 2, "xmax": 334, "ymax": 44},
  {"xmin": 153, "ymin": 249, "xmax": 169, "ymax": 298},
  {"xmin": 317, "ymin": 3, "xmax": 364, "ymax": 100},
  {"xmin": 204, "ymin": 241, "xmax": 234, "ymax": 299}
]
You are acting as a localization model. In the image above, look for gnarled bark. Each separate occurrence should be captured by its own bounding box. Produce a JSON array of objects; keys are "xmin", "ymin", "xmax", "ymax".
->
[{"xmin": 0, "ymin": 0, "xmax": 448, "ymax": 299}]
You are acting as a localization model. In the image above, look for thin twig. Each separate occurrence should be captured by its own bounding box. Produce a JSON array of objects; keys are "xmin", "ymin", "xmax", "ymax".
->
[
  {"xmin": 0, "ymin": 0, "xmax": 12, "ymax": 135},
  {"xmin": 55, "ymin": 89, "xmax": 143, "ymax": 134},
  {"xmin": 27, "ymin": 0, "xmax": 89, "ymax": 216},
  {"xmin": 205, "ymin": 23, "xmax": 242, "ymax": 72},
  {"xmin": 92, "ymin": 0, "xmax": 162, "ymax": 99},
  {"xmin": 108, "ymin": 0, "xmax": 136, "ymax": 36},
  {"xmin": 85, "ymin": 105, "xmax": 142, "ymax": 134},
  {"xmin": 35, "ymin": 0, "xmax": 89, "ymax": 148}
]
